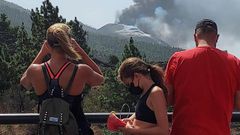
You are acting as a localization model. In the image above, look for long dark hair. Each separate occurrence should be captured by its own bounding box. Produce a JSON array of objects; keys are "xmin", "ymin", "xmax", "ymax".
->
[{"xmin": 118, "ymin": 57, "xmax": 167, "ymax": 98}]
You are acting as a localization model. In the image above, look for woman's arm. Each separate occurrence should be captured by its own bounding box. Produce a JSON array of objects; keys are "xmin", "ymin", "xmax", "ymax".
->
[
  {"xmin": 71, "ymin": 39, "xmax": 103, "ymax": 75},
  {"xmin": 120, "ymin": 88, "xmax": 169, "ymax": 135},
  {"xmin": 20, "ymin": 41, "xmax": 51, "ymax": 90}
]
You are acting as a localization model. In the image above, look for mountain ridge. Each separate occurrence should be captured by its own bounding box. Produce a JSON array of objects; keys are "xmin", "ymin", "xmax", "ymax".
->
[
  {"xmin": 0, "ymin": 0, "xmax": 32, "ymax": 32},
  {"xmin": 0, "ymin": 0, "xmax": 182, "ymax": 62}
]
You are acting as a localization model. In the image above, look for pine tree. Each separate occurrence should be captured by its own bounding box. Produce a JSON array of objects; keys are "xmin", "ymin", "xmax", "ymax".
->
[
  {"xmin": 15, "ymin": 23, "xmax": 35, "ymax": 66},
  {"xmin": 30, "ymin": 8, "xmax": 45, "ymax": 49},
  {"xmin": 0, "ymin": 13, "xmax": 18, "ymax": 46},
  {"xmin": 40, "ymin": 0, "xmax": 66, "ymax": 29},
  {"xmin": 31, "ymin": 0, "xmax": 66, "ymax": 49},
  {"xmin": 8, "ymin": 23, "xmax": 34, "ymax": 86},
  {"xmin": 0, "ymin": 14, "xmax": 19, "ymax": 95},
  {"xmin": 121, "ymin": 37, "xmax": 142, "ymax": 61},
  {"xmin": 68, "ymin": 17, "xmax": 90, "ymax": 54},
  {"xmin": 108, "ymin": 55, "xmax": 119, "ymax": 65},
  {"xmin": 122, "ymin": 44, "xmax": 131, "ymax": 61},
  {"xmin": 129, "ymin": 37, "xmax": 142, "ymax": 58},
  {"xmin": 0, "ymin": 43, "xmax": 11, "ymax": 94}
]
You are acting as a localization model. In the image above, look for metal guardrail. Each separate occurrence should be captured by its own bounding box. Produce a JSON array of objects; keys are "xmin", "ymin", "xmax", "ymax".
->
[
  {"xmin": 0, "ymin": 112, "xmax": 240, "ymax": 124},
  {"xmin": 0, "ymin": 112, "xmax": 135, "ymax": 124}
]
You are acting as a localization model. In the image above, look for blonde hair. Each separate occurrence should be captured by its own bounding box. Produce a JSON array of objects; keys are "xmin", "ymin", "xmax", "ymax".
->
[{"xmin": 46, "ymin": 23, "xmax": 81, "ymax": 60}]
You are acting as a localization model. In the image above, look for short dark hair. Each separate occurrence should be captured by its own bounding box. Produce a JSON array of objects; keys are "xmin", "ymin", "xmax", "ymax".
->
[{"xmin": 195, "ymin": 19, "xmax": 218, "ymax": 34}]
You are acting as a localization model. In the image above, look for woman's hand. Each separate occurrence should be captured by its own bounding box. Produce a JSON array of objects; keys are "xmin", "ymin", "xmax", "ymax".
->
[
  {"xmin": 122, "ymin": 118, "xmax": 133, "ymax": 125},
  {"xmin": 69, "ymin": 38, "xmax": 103, "ymax": 76},
  {"xmin": 118, "ymin": 122, "xmax": 134, "ymax": 135}
]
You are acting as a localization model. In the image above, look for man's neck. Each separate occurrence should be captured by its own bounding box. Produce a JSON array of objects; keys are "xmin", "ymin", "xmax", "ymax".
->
[{"xmin": 197, "ymin": 40, "xmax": 216, "ymax": 48}]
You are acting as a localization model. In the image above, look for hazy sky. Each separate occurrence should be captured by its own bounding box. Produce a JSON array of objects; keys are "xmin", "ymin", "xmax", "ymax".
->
[
  {"xmin": 4, "ymin": 0, "xmax": 240, "ymax": 58},
  {"xmin": 5, "ymin": 0, "xmax": 134, "ymax": 29}
]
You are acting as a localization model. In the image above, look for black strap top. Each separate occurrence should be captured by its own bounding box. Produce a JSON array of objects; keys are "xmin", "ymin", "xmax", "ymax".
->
[
  {"xmin": 39, "ymin": 62, "xmax": 89, "ymax": 130},
  {"xmin": 135, "ymin": 84, "xmax": 157, "ymax": 124},
  {"xmin": 38, "ymin": 62, "xmax": 81, "ymax": 106}
]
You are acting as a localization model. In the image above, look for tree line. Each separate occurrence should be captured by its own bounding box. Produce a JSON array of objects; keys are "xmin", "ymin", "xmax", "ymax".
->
[{"xmin": 0, "ymin": 0, "xmax": 163, "ymax": 114}]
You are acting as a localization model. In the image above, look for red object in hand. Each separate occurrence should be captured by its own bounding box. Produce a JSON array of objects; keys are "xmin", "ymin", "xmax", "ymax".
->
[{"xmin": 107, "ymin": 112, "xmax": 126, "ymax": 131}]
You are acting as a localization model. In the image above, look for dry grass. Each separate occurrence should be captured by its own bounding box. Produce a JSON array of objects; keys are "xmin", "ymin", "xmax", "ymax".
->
[{"xmin": 0, "ymin": 125, "xmax": 37, "ymax": 135}]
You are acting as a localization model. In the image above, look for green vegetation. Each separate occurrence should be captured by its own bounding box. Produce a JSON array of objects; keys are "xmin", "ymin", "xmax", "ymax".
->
[{"xmin": 0, "ymin": 0, "xmax": 181, "ymax": 134}]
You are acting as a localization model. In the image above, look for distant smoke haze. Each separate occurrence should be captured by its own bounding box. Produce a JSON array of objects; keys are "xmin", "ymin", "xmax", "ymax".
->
[{"xmin": 117, "ymin": 0, "xmax": 240, "ymax": 57}]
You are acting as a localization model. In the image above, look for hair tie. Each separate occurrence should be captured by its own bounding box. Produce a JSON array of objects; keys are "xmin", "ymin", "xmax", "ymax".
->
[{"xmin": 147, "ymin": 65, "xmax": 151, "ymax": 72}]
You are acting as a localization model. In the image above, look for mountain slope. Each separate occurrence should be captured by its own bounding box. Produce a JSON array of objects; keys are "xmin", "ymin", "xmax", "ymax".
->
[
  {"xmin": 0, "ymin": 0, "xmax": 182, "ymax": 62},
  {"xmin": 0, "ymin": 0, "xmax": 32, "ymax": 32},
  {"xmin": 98, "ymin": 23, "xmax": 151, "ymax": 37}
]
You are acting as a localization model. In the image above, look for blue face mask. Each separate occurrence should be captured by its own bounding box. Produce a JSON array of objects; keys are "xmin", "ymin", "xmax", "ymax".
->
[{"xmin": 128, "ymin": 82, "xmax": 143, "ymax": 95}]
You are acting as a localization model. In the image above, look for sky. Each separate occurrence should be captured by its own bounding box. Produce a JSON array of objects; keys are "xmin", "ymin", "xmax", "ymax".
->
[
  {"xmin": 4, "ymin": 0, "xmax": 240, "ymax": 58},
  {"xmin": 5, "ymin": 0, "xmax": 134, "ymax": 29}
]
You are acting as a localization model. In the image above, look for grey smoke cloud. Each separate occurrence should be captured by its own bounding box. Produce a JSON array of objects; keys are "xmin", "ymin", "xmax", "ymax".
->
[{"xmin": 117, "ymin": 0, "xmax": 240, "ymax": 57}]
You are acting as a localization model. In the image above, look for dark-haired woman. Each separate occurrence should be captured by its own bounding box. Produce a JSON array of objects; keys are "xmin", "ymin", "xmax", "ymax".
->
[{"xmin": 118, "ymin": 57, "xmax": 169, "ymax": 135}]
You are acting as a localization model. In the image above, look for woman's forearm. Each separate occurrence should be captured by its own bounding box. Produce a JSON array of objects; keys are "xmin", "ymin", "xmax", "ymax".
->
[
  {"xmin": 131, "ymin": 126, "xmax": 168, "ymax": 135},
  {"xmin": 21, "ymin": 42, "xmax": 49, "ymax": 86},
  {"xmin": 74, "ymin": 45, "xmax": 103, "ymax": 75},
  {"xmin": 31, "ymin": 40, "xmax": 50, "ymax": 64},
  {"xmin": 31, "ymin": 50, "xmax": 48, "ymax": 64}
]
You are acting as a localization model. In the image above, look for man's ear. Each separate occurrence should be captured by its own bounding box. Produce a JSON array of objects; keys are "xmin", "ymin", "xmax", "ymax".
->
[
  {"xmin": 216, "ymin": 34, "xmax": 220, "ymax": 43},
  {"xmin": 194, "ymin": 34, "xmax": 198, "ymax": 47}
]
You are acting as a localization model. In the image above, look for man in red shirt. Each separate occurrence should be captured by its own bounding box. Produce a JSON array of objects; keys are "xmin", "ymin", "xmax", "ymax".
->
[{"xmin": 165, "ymin": 19, "xmax": 240, "ymax": 135}]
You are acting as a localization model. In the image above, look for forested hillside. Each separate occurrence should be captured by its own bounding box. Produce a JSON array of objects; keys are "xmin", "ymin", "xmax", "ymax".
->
[
  {"xmin": 88, "ymin": 32, "xmax": 181, "ymax": 62},
  {"xmin": 0, "ymin": 0, "xmax": 182, "ymax": 62},
  {"xmin": 0, "ymin": 0, "xmax": 32, "ymax": 32},
  {"xmin": 0, "ymin": 0, "xmax": 179, "ymax": 134}
]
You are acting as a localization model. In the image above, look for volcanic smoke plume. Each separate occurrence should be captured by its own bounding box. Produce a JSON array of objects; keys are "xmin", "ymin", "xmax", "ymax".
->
[{"xmin": 117, "ymin": 0, "xmax": 240, "ymax": 57}]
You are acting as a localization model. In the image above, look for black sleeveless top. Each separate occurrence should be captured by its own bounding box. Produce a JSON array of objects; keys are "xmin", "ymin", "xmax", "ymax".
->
[
  {"xmin": 39, "ymin": 62, "xmax": 93, "ymax": 134},
  {"xmin": 135, "ymin": 84, "xmax": 157, "ymax": 124},
  {"xmin": 38, "ymin": 62, "xmax": 82, "ymax": 111}
]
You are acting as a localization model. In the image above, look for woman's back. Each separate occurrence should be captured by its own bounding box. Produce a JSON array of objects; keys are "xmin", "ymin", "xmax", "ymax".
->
[
  {"xmin": 29, "ymin": 59, "xmax": 103, "ymax": 96},
  {"xmin": 20, "ymin": 23, "xmax": 104, "ymax": 135},
  {"xmin": 21, "ymin": 23, "xmax": 103, "ymax": 94}
]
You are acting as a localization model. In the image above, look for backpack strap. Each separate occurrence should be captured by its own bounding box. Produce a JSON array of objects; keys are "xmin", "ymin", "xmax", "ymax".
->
[
  {"xmin": 38, "ymin": 64, "xmax": 51, "ymax": 113},
  {"xmin": 45, "ymin": 62, "xmax": 71, "ymax": 79},
  {"xmin": 42, "ymin": 64, "xmax": 50, "ymax": 89},
  {"xmin": 65, "ymin": 65, "xmax": 78, "ymax": 94}
]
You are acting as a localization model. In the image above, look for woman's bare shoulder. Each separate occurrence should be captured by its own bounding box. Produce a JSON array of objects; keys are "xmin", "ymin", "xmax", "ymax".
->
[
  {"xmin": 151, "ymin": 86, "xmax": 164, "ymax": 93},
  {"xmin": 76, "ymin": 64, "xmax": 92, "ymax": 72},
  {"xmin": 28, "ymin": 63, "xmax": 44, "ymax": 72},
  {"xmin": 149, "ymin": 86, "xmax": 165, "ymax": 99}
]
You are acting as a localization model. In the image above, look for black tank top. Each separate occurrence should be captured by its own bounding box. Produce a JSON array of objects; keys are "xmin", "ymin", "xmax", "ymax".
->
[
  {"xmin": 38, "ymin": 62, "xmax": 81, "ymax": 110},
  {"xmin": 135, "ymin": 84, "xmax": 157, "ymax": 124},
  {"xmin": 39, "ymin": 62, "xmax": 93, "ymax": 134}
]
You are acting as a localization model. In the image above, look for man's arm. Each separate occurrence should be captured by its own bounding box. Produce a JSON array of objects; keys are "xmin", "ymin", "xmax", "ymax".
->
[
  {"xmin": 165, "ymin": 53, "xmax": 178, "ymax": 106},
  {"xmin": 166, "ymin": 84, "xmax": 174, "ymax": 106}
]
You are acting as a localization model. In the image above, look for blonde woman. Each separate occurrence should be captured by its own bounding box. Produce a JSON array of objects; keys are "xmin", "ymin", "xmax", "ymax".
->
[{"xmin": 20, "ymin": 23, "xmax": 104, "ymax": 134}]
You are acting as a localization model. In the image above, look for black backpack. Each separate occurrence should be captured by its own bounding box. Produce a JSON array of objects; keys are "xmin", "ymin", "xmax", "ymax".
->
[{"xmin": 38, "ymin": 62, "xmax": 79, "ymax": 135}]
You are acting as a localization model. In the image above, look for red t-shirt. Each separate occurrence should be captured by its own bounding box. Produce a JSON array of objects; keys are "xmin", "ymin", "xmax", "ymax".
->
[{"xmin": 165, "ymin": 46, "xmax": 240, "ymax": 135}]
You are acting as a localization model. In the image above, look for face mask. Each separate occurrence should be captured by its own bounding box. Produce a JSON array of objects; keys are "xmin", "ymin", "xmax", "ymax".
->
[{"xmin": 128, "ymin": 82, "xmax": 143, "ymax": 95}]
